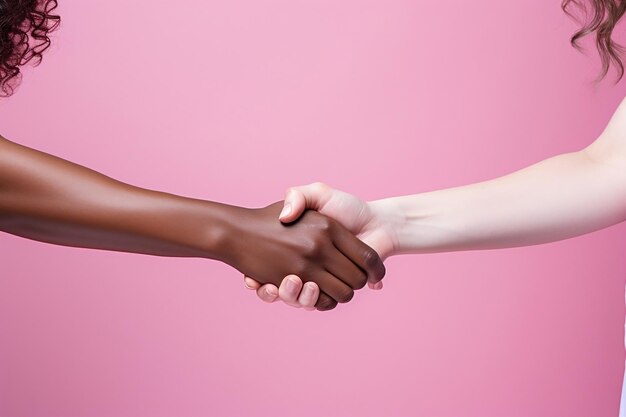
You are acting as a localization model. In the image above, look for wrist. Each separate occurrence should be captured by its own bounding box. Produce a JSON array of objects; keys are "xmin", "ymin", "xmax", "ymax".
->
[
  {"xmin": 370, "ymin": 192, "xmax": 459, "ymax": 255},
  {"xmin": 139, "ymin": 192, "xmax": 243, "ymax": 262},
  {"xmin": 189, "ymin": 200, "xmax": 246, "ymax": 265},
  {"xmin": 366, "ymin": 199, "xmax": 404, "ymax": 259}
]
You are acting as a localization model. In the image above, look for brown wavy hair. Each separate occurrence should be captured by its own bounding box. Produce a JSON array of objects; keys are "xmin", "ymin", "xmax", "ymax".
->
[
  {"xmin": 0, "ymin": 0, "xmax": 60, "ymax": 96},
  {"xmin": 563, "ymin": 0, "xmax": 626, "ymax": 81}
]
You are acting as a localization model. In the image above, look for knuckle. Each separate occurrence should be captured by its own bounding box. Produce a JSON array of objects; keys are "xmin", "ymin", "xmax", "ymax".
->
[
  {"xmin": 310, "ymin": 182, "xmax": 330, "ymax": 194},
  {"xmin": 313, "ymin": 232, "xmax": 333, "ymax": 252},
  {"xmin": 285, "ymin": 187, "xmax": 299, "ymax": 200},
  {"xmin": 312, "ymin": 215, "xmax": 332, "ymax": 232},
  {"xmin": 319, "ymin": 221, "xmax": 332, "ymax": 233},
  {"xmin": 301, "ymin": 239, "xmax": 323, "ymax": 258}
]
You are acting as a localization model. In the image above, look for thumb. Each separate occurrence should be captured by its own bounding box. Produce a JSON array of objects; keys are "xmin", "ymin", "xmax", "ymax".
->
[
  {"xmin": 279, "ymin": 182, "xmax": 332, "ymax": 223},
  {"xmin": 279, "ymin": 189, "xmax": 307, "ymax": 223}
]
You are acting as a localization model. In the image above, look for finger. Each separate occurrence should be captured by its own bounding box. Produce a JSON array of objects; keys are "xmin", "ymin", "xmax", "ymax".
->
[
  {"xmin": 368, "ymin": 281, "xmax": 384, "ymax": 290},
  {"xmin": 256, "ymin": 284, "xmax": 279, "ymax": 303},
  {"xmin": 278, "ymin": 275, "xmax": 304, "ymax": 307},
  {"xmin": 298, "ymin": 281, "xmax": 320, "ymax": 310},
  {"xmin": 279, "ymin": 182, "xmax": 333, "ymax": 223},
  {"xmin": 332, "ymin": 226, "xmax": 386, "ymax": 285},
  {"xmin": 315, "ymin": 291, "xmax": 338, "ymax": 311},
  {"xmin": 244, "ymin": 276, "xmax": 261, "ymax": 290},
  {"xmin": 310, "ymin": 271, "xmax": 354, "ymax": 305},
  {"xmin": 324, "ymin": 247, "xmax": 368, "ymax": 290}
]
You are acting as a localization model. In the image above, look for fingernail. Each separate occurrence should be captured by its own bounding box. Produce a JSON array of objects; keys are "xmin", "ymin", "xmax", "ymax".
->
[
  {"xmin": 279, "ymin": 203, "xmax": 292, "ymax": 219},
  {"xmin": 266, "ymin": 287, "xmax": 277, "ymax": 297},
  {"xmin": 302, "ymin": 282, "xmax": 313, "ymax": 296},
  {"xmin": 286, "ymin": 276, "xmax": 298, "ymax": 292}
]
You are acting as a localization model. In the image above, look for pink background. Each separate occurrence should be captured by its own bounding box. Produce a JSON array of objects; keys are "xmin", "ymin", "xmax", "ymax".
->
[{"xmin": 1, "ymin": 1, "xmax": 626, "ymax": 416}]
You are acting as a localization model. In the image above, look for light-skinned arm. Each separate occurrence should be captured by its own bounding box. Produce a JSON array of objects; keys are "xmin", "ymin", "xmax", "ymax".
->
[{"xmin": 246, "ymin": 97, "xmax": 626, "ymax": 306}]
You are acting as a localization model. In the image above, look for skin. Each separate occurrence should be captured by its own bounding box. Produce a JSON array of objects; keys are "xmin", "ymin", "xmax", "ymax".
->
[
  {"xmin": 246, "ymin": 96, "xmax": 626, "ymax": 306},
  {"xmin": 0, "ymin": 136, "xmax": 385, "ymax": 311}
]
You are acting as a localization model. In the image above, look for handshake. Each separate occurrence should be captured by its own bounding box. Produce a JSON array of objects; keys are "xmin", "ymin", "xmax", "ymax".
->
[
  {"xmin": 4, "ymin": 114, "xmax": 624, "ymax": 313},
  {"xmin": 4, "ymin": 131, "xmax": 620, "ymax": 314},
  {"xmin": 0, "ymin": 137, "xmax": 399, "ymax": 307},
  {"xmin": 230, "ymin": 183, "xmax": 397, "ymax": 312}
]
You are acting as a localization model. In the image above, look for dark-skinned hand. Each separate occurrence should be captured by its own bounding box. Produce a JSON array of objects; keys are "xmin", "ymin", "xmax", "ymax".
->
[{"xmin": 221, "ymin": 202, "xmax": 385, "ymax": 311}]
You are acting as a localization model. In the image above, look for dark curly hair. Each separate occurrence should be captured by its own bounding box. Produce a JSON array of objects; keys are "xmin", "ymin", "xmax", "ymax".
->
[{"xmin": 0, "ymin": 0, "xmax": 60, "ymax": 96}]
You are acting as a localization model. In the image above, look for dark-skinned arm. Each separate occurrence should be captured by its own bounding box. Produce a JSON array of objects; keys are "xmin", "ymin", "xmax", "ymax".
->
[{"xmin": 0, "ymin": 136, "xmax": 385, "ymax": 310}]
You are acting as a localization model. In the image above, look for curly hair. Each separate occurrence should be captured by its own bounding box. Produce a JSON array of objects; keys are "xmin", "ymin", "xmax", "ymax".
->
[
  {"xmin": 563, "ymin": 0, "xmax": 626, "ymax": 81},
  {"xmin": 0, "ymin": 0, "xmax": 60, "ymax": 96}
]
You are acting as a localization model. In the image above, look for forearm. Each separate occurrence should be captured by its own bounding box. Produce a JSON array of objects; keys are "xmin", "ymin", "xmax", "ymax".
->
[
  {"xmin": 371, "ymin": 148, "xmax": 626, "ymax": 254},
  {"xmin": 0, "ymin": 136, "xmax": 231, "ymax": 259}
]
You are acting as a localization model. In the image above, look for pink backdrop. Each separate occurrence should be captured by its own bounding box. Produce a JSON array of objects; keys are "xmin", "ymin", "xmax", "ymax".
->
[{"xmin": 1, "ymin": 1, "xmax": 626, "ymax": 416}]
